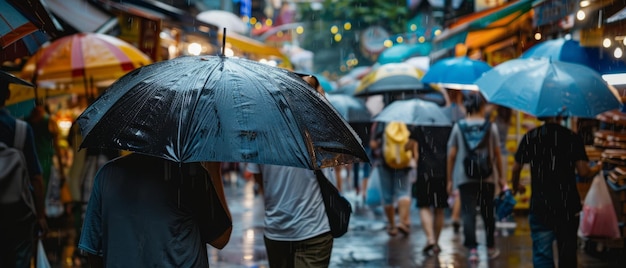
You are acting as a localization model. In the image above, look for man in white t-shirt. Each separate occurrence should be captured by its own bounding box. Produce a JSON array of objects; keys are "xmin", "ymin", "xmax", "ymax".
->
[{"xmin": 247, "ymin": 163, "xmax": 333, "ymax": 267}]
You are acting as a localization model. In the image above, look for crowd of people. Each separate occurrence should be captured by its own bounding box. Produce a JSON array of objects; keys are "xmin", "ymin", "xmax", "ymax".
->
[{"xmin": 0, "ymin": 73, "xmax": 601, "ymax": 268}]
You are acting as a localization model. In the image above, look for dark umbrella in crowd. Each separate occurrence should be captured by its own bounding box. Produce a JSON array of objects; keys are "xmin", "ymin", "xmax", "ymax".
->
[{"xmin": 77, "ymin": 55, "xmax": 369, "ymax": 169}]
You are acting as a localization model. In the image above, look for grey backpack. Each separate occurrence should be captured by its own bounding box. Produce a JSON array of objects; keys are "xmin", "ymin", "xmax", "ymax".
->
[{"xmin": 0, "ymin": 119, "xmax": 36, "ymax": 216}]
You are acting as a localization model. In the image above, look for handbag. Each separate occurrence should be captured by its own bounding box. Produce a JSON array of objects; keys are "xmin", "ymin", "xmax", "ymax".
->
[{"xmin": 315, "ymin": 170, "xmax": 352, "ymax": 238}]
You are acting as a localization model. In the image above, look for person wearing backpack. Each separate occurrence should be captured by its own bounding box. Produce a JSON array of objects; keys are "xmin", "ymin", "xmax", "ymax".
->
[
  {"xmin": 446, "ymin": 92, "xmax": 507, "ymax": 263},
  {"xmin": 370, "ymin": 121, "xmax": 417, "ymax": 237},
  {"xmin": 0, "ymin": 80, "xmax": 47, "ymax": 268}
]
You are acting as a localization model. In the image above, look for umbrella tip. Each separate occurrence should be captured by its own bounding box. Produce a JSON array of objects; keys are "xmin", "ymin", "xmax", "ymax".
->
[{"xmin": 221, "ymin": 28, "xmax": 227, "ymax": 57}]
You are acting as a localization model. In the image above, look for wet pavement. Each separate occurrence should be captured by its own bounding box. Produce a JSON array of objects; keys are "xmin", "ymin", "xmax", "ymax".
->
[{"xmin": 44, "ymin": 176, "xmax": 625, "ymax": 267}]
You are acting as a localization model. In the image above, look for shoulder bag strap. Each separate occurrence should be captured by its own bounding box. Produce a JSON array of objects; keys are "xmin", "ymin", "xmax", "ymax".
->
[{"xmin": 457, "ymin": 120, "xmax": 472, "ymax": 152}]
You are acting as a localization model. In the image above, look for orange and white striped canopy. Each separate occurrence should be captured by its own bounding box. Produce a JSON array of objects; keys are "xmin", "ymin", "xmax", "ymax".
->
[{"xmin": 20, "ymin": 33, "xmax": 151, "ymax": 91}]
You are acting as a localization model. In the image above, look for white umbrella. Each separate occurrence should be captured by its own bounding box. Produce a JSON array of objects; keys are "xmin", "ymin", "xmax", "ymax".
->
[{"xmin": 196, "ymin": 10, "xmax": 248, "ymax": 34}]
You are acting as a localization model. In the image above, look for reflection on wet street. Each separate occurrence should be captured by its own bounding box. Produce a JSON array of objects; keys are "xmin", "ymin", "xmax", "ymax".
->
[{"xmin": 45, "ymin": 177, "xmax": 624, "ymax": 268}]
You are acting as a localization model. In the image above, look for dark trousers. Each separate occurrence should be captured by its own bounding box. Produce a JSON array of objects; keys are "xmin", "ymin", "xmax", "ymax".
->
[
  {"xmin": 529, "ymin": 213, "xmax": 579, "ymax": 268},
  {"xmin": 264, "ymin": 232, "xmax": 333, "ymax": 268},
  {"xmin": 459, "ymin": 182, "xmax": 496, "ymax": 249},
  {"xmin": 0, "ymin": 218, "xmax": 35, "ymax": 268}
]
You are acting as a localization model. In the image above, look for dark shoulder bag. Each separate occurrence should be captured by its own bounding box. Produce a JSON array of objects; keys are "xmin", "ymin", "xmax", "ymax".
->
[
  {"xmin": 458, "ymin": 120, "xmax": 493, "ymax": 180},
  {"xmin": 315, "ymin": 170, "xmax": 352, "ymax": 238}
]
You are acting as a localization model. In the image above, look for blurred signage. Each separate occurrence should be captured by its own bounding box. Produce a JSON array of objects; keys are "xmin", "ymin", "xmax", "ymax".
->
[
  {"xmin": 580, "ymin": 27, "xmax": 604, "ymax": 47},
  {"xmin": 240, "ymin": 0, "xmax": 251, "ymax": 18},
  {"xmin": 533, "ymin": 0, "xmax": 577, "ymax": 27},
  {"xmin": 475, "ymin": 0, "xmax": 503, "ymax": 12}
]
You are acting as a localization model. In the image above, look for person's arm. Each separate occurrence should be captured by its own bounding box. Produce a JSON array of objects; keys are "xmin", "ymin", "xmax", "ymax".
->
[
  {"xmin": 446, "ymin": 146, "xmax": 457, "ymax": 196},
  {"xmin": 491, "ymin": 127, "xmax": 507, "ymax": 191},
  {"xmin": 575, "ymin": 160, "xmax": 602, "ymax": 179},
  {"xmin": 31, "ymin": 173, "xmax": 48, "ymax": 238},
  {"xmin": 253, "ymin": 172, "xmax": 264, "ymax": 195},
  {"xmin": 201, "ymin": 162, "xmax": 232, "ymax": 249},
  {"xmin": 86, "ymin": 253, "xmax": 104, "ymax": 268},
  {"xmin": 511, "ymin": 162, "xmax": 523, "ymax": 195}
]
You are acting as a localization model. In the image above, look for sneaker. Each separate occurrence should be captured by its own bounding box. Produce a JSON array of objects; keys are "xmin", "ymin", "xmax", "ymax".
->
[
  {"xmin": 488, "ymin": 248, "xmax": 500, "ymax": 259},
  {"xmin": 468, "ymin": 248, "xmax": 479, "ymax": 262}
]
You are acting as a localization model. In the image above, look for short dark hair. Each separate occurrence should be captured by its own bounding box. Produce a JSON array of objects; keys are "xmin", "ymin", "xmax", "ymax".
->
[{"xmin": 463, "ymin": 92, "xmax": 486, "ymax": 114}]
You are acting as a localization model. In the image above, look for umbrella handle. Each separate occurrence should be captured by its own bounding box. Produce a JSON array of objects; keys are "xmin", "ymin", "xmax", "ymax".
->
[{"xmin": 221, "ymin": 28, "xmax": 226, "ymax": 57}]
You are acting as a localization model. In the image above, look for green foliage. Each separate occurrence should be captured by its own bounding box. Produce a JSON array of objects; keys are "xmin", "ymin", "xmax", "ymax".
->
[{"xmin": 323, "ymin": 0, "xmax": 408, "ymax": 33}]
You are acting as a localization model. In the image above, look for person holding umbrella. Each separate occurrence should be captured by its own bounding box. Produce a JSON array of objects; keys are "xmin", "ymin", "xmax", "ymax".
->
[
  {"xmin": 511, "ymin": 115, "xmax": 601, "ymax": 268},
  {"xmin": 0, "ymin": 78, "xmax": 47, "ymax": 268},
  {"xmin": 78, "ymin": 156, "xmax": 232, "ymax": 267}
]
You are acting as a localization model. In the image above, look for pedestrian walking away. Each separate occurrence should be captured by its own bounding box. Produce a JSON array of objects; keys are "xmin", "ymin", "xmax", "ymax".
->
[
  {"xmin": 78, "ymin": 154, "xmax": 232, "ymax": 267},
  {"xmin": 370, "ymin": 121, "xmax": 417, "ymax": 237},
  {"xmin": 247, "ymin": 163, "xmax": 335, "ymax": 268},
  {"xmin": 0, "ymin": 80, "xmax": 48, "ymax": 268},
  {"xmin": 446, "ymin": 92, "xmax": 507, "ymax": 263},
  {"xmin": 411, "ymin": 125, "xmax": 452, "ymax": 255},
  {"xmin": 511, "ymin": 115, "xmax": 601, "ymax": 268}
]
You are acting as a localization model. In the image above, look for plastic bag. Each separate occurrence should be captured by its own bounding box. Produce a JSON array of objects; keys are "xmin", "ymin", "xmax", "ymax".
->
[
  {"xmin": 365, "ymin": 167, "xmax": 382, "ymax": 206},
  {"xmin": 579, "ymin": 173, "xmax": 621, "ymax": 239},
  {"xmin": 494, "ymin": 190, "xmax": 517, "ymax": 221},
  {"xmin": 37, "ymin": 240, "xmax": 51, "ymax": 268}
]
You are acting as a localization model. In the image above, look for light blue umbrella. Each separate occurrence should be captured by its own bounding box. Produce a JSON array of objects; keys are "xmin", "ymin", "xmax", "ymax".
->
[
  {"xmin": 373, "ymin": 98, "xmax": 452, "ymax": 126},
  {"xmin": 475, "ymin": 58, "xmax": 622, "ymax": 118},
  {"xmin": 521, "ymin": 38, "xmax": 626, "ymax": 75},
  {"xmin": 377, "ymin": 43, "xmax": 432, "ymax": 64},
  {"xmin": 421, "ymin": 56, "xmax": 492, "ymax": 90}
]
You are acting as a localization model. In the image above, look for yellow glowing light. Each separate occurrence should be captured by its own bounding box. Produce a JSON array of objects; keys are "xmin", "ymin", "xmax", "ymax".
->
[
  {"xmin": 330, "ymin": 25, "xmax": 339, "ymax": 34},
  {"xmin": 603, "ymin": 38, "xmax": 612, "ymax": 48},
  {"xmin": 534, "ymin": 32, "xmax": 542, "ymax": 40},
  {"xmin": 187, "ymin": 43, "xmax": 202, "ymax": 56},
  {"xmin": 614, "ymin": 47, "xmax": 623, "ymax": 58},
  {"xmin": 396, "ymin": 36, "xmax": 404, "ymax": 43},
  {"xmin": 255, "ymin": 23, "xmax": 262, "ymax": 30},
  {"xmin": 418, "ymin": 36, "xmax": 426, "ymax": 43},
  {"xmin": 243, "ymin": 16, "xmax": 249, "ymax": 23},
  {"xmin": 383, "ymin": 40, "xmax": 393, "ymax": 47},
  {"xmin": 265, "ymin": 19, "xmax": 273, "ymax": 26},
  {"xmin": 343, "ymin": 22, "xmax": 351, "ymax": 31},
  {"xmin": 577, "ymin": 10, "xmax": 586, "ymax": 21},
  {"xmin": 580, "ymin": 0, "xmax": 590, "ymax": 7},
  {"xmin": 410, "ymin": 24, "xmax": 417, "ymax": 31},
  {"xmin": 249, "ymin": 17, "xmax": 257, "ymax": 25},
  {"xmin": 334, "ymin": 33, "xmax": 342, "ymax": 42},
  {"xmin": 296, "ymin": 26, "xmax": 304, "ymax": 34}
]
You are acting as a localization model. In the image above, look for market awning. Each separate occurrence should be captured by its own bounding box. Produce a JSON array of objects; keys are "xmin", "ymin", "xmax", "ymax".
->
[
  {"xmin": 46, "ymin": 0, "xmax": 114, "ymax": 33},
  {"xmin": 217, "ymin": 31, "xmax": 291, "ymax": 68},
  {"xmin": 433, "ymin": 0, "xmax": 534, "ymax": 53}
]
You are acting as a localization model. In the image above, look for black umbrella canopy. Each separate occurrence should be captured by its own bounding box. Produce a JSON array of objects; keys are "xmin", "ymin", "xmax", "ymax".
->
[
  {"xmin": 77, "ymin": 55, "xmax": 369, "ymax": 169},
  {"xmin": 0, "ymin": 70, "xmax": 34, "ymax": 87}
]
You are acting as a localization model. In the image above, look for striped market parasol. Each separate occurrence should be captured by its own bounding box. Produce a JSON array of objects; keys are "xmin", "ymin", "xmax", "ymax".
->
[{"xmin": 19, "ymin": 33, "xmax": 151, "ymax": 99}]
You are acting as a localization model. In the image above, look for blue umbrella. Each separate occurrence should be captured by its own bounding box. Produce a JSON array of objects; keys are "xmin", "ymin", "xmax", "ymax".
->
[
  {"xmin": 373, "ymin": 98, "xmax": 452, "ymax": 126},
  {"xmin": 476, "ymin": 58, "xmax": 622, "ymax": 118},
  {"xmin": 521, "ymin": 38, "xmax": 626, "ymax": 75},
  {"xmin": 421, "ymin": 56, "xmax": 492, "ymax": 90},
  {"xmin": 377, "ymin": 43, "xmax": 432, "ymax": 64}
]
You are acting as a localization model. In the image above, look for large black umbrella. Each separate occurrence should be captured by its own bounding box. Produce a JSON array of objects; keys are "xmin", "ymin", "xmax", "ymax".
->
[{"xmin": 77, "ymin": 55, "xmax": 369, "ymax": 169}]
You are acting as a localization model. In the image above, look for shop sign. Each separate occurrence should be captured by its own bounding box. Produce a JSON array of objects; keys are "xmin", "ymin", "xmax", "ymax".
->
[
  {"xmin": 533, "ymin": 0, "xmax": 577, "ymax": 27},
  {"xmin": 475, "ymin": 0, "xmax": 503, "ymax": 12},
  {"xmin": 580, "ymin": 28, "xmax": 604, "ymax": 47}
]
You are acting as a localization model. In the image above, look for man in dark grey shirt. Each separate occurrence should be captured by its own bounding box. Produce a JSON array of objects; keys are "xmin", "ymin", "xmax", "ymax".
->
[{"xmin": 78, "ymin": 153, "xmax": 231, "ymax": 267}]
